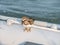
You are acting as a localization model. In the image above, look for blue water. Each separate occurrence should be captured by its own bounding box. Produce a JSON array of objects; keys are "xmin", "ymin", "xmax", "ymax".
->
[{"xmin": 0, "ymin": 0, "xmax": 60, "ymax": 24}]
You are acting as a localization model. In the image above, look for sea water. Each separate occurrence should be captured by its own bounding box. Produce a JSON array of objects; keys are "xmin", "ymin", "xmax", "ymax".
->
[{"xmin": 0, "ymin": 0, "xmax": 60, "ymax": 24}]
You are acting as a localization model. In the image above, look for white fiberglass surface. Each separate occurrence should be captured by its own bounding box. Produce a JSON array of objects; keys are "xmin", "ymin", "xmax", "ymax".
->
[{"xmin": 0, "ymin": 21, "xmax": 60, "ymax": 45}]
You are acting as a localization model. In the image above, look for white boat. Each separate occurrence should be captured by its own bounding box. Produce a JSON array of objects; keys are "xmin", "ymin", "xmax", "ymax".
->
[{"xmin": 0, "ymin": 15, "xmax": 60, "ymax": 45}]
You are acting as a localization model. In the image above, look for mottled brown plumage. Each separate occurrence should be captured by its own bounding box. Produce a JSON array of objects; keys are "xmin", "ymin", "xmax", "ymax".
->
[{"xmin": 22, "ymin": 16, "xmax": 34, "ymax": 32}]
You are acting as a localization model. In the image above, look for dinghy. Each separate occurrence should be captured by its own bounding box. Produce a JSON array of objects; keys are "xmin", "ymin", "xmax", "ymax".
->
[
  {"xmin": 0, "ymin": 15, "xmax": 60, "ymax": 32},
  {"xmin": 0, "ymin": 15, "xmax": 60, "ymax": 45}
]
